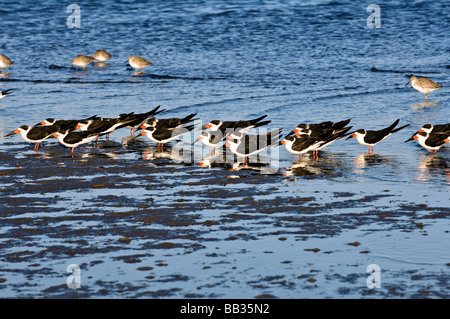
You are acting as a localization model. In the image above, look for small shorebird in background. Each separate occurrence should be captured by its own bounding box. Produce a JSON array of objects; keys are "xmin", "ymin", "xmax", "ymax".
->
[
  {"xmin": 406, "ymin": 76, "xmax": 442, "ymax": 101},
  {"xmin": 72, "ymin": 55, "xmax": 96, "ymax": 69},
  {"xmin": 92, "ymin": 50, "xmax": 112, "ymax": 62},
  {"xmin": 127, "ymin": 56, "xmax": 152, "ymax": 73},
  {"xmin": 0, "ymin": 54, "xmax": 13, "ymax": 73}
]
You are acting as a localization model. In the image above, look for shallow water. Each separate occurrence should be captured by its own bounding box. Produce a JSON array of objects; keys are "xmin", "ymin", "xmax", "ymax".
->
[{"xmin": 0, "ymin": 0, "xmax": 449, "ymax": 299}]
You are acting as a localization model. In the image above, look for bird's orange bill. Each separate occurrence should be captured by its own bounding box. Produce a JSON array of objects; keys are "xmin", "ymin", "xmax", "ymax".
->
[{"xmin": 5, "ymin": 129, "xmax": 20, "ymax": 137}]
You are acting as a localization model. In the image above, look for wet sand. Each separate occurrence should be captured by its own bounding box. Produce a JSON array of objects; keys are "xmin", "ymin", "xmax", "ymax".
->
[{"xmin": 0, "ymin": 139, "xmax": 449, "ymax": 299}]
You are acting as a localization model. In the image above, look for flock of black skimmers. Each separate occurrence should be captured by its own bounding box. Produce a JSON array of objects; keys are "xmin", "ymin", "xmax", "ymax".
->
[
  {"xmin": 2, "ymin": 52, "xmax": 447, "ymax": 164},
  {"xmin": 4, "ymin": 103, "xmax": 450, "ymax": 163}
]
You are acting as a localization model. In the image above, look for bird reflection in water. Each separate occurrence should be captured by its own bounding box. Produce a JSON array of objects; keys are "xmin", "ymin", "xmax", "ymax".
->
[
  {"xmin": 198, "ymin": 151, "xmax": 231, "ymax": 169},
  {"xmin": 353, "ymin": 152, "xmax": 393, "ymax": 170},
  {"xmin": 141, "ymin": 143, "xmax": 194, "ymax": 164},
  {"xmin": 411, "ymin": 100, "xmax": 440, "ymax": 111},
  {"xmin": 77, "ymin": 152, "xmax": 119, "ymax": 160},
  {"xmin": 92, "ymin": 62, "xmax": 110, "ymax": 68},
  {"xmin": 93, "ymin": 140, "xmax": 121, "ymax": 149},
  {"xmin": 38, "ymin": 146, "xmax": 122, "ymax": 159},
  {"xmin": 414, "ymin": 154, "xmax": 449, "ymax": 182},
  {"xmin": 198, "ymin": 151, "xmax": 278, "ymax": 174},
  {"xmin": 230, "ymin": 161, "xmax": 275, "ymax": 173},
  {"xmin": 0, "ymin": 72, "xmax": 12, "ymax": 78},
  {"xmin": 283, "ymin": 153, "xmax": 345, "ymax": 177},
  {"xmin": 142, "ymin": 148, "xmax": 172, "ymax": 161},
  {"xmin": 283, "ymin": 162, "xmax": 322, "ymax": 177}
]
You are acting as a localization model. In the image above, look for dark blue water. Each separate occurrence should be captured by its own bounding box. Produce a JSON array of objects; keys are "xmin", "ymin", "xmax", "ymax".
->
[{"xmin": 0, "ymin": 0, "xmax": 449, "ymax": 299}]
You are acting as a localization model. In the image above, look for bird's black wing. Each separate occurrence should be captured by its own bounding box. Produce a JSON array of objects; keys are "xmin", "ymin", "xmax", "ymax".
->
[
  {"xmin": 364, "ymin": 119, "xmax": 400, "ymax": 144},
  {"xmin": 28, "ymin": 125, "xmax": 60, "ymax": 140}
]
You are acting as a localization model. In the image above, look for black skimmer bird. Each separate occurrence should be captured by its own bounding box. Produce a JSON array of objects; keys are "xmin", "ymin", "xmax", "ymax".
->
[
  {"xmin": 53, "ymin": 128, "xmax": 101, "ymax": 154},
  {"xmin": 200, "ymin": 115, "xmax": 270, "ymax": 154},
  {"xmin": 141, "ymin": 113, "xmax": 198, "ymax": 130},
  {"xmin": 197, "ymin": 130, "xmax": 226, "ymax": 155},
  {"xmin": 203, "ymin": 115, "xmax": 270, "ymax": 136},
  {"xmin": 405, "ymin": 131, "xmax": 450, "ymax": 154},
  {"xmin": 294, "ymin": 124, "xmax": 351, "ymax": 138},
  {"xmin": 281, "ymin": 123, "xmax": 352, "ymax": 159},
  {"xmin": 292, "ymin": 118, "xmax": 352, "ymax": 135},
  {"xmin": 417, "ymin": 123, "xmax": 450, "ymax": 134},
  {"xmin": 139, "ymin": 113, "xmax": 197, "ymax": 151},
  {"xmin": 0, "ymin": 89, "xmax": 13, "ymax": 99},
  {"xmin": 346, "ymin": 119, "xmax": 410, "ymax": 153},
  {"xmin": 197, "ymin": 120, "xmax": 271, "ymax": 155},
  {"xmin": 280, "ymin": 126, "xmax": 350, "ymax": 160},
  {"xmin": 406, "ymin": 76, "xmax": 442, "ymax": 101},
  {"xmin": 140, "ymin": 124, "xmax": 195, "ymax": 152},
  {"xmin": 307, "ymin": 127, "xmax": 352, "ymax": 158},
  {"xmin": 37, "ymin": 116, "xmax": 98, "ymax": 132},
  {"xmin": 406, "ymin": 123, "xmax": 450, "ymax": 141},
  {"xmin": 116, "ymin": 105, "xmax": 165, "ymax": 136},
  {"xmin": 5, "ymin": 124, "xmax": 59, "ymax": 152},
  {"xmin": 281, "ymin": 135, "xmax": 322, "ymax": 160},
  {"xmin": 225, "ymin": 128, "xmax": 283, "ymax": 165},
  {"xmin": 77, "ymin": 113, "xmax": 135, "ymax": 141}
]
